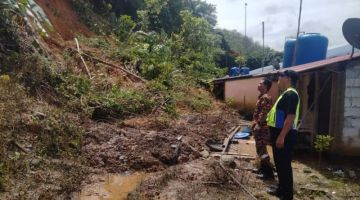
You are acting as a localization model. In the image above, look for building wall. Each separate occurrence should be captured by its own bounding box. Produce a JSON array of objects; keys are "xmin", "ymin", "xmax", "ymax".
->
[
  {"xmin": 341, "ymin": 61, "xmax": 360, "ymax": 156},
  {"xmin": 224, "ymin": 77, "xmax": 279, "ymax": 110}
]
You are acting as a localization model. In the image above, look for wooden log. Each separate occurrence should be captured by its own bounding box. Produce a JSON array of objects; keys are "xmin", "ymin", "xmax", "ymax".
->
[
  {"xmin": 78, "ymin": 51, "xmax": 146, "ymax": 83},
  {"xmin": 75, "ymin": 38, "xmax": 92, "ymax": 79},
  {"xmin": 222, "ymin": 125, "xmax": 242, "ymax": 154}
]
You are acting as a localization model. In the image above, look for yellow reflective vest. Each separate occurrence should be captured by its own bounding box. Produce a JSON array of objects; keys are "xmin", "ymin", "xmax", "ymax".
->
[{"xmin": 266, "ymin": 87, "xmax": 300, "ymax": 130}]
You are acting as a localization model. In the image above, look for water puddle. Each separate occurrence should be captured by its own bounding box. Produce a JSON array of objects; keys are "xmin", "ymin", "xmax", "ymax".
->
[{"xmin": 75, "ymin": 172, "xmax": 147, "ymax": 200}]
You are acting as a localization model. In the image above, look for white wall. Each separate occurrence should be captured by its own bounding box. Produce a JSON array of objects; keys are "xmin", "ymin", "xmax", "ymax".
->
[{"xmin": 342, "ymin": 62, "xmax": 360, "ymax": 155}]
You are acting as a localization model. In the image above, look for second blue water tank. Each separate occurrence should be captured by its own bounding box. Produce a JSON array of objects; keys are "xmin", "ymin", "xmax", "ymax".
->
[
  {"xmin": 295, "ymin": 33, "xmax": 328, "ymax": 65},
  {"xmin": 240, "ymin": 67, "xmax": 250, "ymax": 75}
]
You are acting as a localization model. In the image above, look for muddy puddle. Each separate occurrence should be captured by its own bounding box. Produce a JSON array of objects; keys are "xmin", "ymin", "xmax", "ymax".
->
[{"xmin": 74, "ymin": 172, "xmax": 147, "ymax": 200}]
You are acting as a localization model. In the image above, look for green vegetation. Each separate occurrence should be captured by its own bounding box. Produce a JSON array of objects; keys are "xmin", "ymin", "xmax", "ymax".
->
[
  {"xmin": 72, "ymin": 0, "xmax": 278, "ymax": 71},
  {"xmin": 217, "ymin": 29, "xmax": 282, "ymax": 69},
  {"xmin": 0, "ymin": 0, "xmax": 279, "ymax": 197},
  {"xmin": 314, "ymin": 134, "xmax": 334, "ymax": 167}
]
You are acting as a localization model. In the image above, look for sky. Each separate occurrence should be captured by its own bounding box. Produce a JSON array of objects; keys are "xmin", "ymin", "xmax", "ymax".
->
[{"xmin": 205, "ymin": 0, "xmax": 360, "ymax": 51}]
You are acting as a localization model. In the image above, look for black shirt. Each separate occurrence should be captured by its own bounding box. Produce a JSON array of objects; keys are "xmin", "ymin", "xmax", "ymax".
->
[{"xmin": 276, "ymin": 90, "xmax": 299, "ymax": 119}]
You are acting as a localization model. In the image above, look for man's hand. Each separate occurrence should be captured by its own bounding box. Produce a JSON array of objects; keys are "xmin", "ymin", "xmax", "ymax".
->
[
  {"xmin": 254, "ymin": 124, "xmax": 261, "ymax": 130},
  {"xmin": 276, "ymin": 135, "xmax": 285, "ymax": 149}
]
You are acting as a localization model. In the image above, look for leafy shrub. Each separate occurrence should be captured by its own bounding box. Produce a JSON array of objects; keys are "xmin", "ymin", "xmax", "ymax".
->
[
  {"xmin": 314, "ymin": 134, "xmax": 334, "ymax": 166},
  {"xmin": 92, "ymin": 87, "xmax": 154, "ymax": 119},
  {"xmin": 116, "ymin": 15, "xmax": 136, "ymax": 41},
  {"xmin": 187, "ymin": 92, "xmax": 212, "ymax": 113},
  {"xmin": 314, "ymin": 135, "xmax": 334, "ymax": 152},
  {"xmin": 57, "ymin": 74, "xmax": 92, "ymax": 99}
]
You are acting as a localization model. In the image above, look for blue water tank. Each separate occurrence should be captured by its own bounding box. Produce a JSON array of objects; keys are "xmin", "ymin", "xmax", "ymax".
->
[
  {"xmin": 283, "ymin": 38, "xmax": 296, "ymax": 68},
  {"xmin": 229, "ymin": 67, "xmax": 240, "ymax": 77},
  {"xmin": 295, "ymin": 33, "xmax": 328, "ymax": 65},
  {"xmin": 240, "ymin": 67, "xmax": 250, "ymax": 75}
]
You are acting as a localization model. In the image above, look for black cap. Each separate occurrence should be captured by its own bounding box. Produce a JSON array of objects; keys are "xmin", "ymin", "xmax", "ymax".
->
[{"xmin": 279, "ymin": 70, "xmax": 299, "ymax": 86}]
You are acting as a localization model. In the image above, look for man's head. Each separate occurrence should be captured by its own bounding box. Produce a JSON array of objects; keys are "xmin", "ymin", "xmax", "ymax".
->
[
  {"xmin": 278, "ymin": 70, "xmax": 299, "ymax": 90},
  {"xmin": 258, "ymin": 78, "xmax": 272, "ymax": 94}
]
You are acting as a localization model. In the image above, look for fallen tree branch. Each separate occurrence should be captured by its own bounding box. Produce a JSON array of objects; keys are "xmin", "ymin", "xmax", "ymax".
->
[
  {"xmin": 218, "ymin": 124, "xmax": 258, "ymax": 200},
  {"xmin": 222, "ymin": 125, "xmax": 242, "ymax": 154},
  {"xmin": 75, "ymin": 38, "xmax": 92, "ymax": 79},
  {"xmin": 219, "ymin": 161, "xmax": 258, "ymax": 200},
  {"xmin": 211, "ymin": 153, "xmax": 256, "ymax": 160},
  {"xmin": 76, "ymin": 50, "xmax": 147, "ymax": 83}
]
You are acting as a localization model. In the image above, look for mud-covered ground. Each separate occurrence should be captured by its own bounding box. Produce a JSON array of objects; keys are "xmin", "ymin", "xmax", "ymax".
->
[
  {"xmin": 82, "ymin": 108, "xmax": 244, "ymax": 173},
  {"xmin": 125, "ymin": 140, "xmax": 360, "ymax": 200},
  {"xmin": 76, "ymin": 131, "xmax": 360, "ymax": 200}
]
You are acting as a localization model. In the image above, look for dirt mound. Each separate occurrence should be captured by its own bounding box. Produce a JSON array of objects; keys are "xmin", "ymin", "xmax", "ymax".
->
[
  {"xmin": 35, "ymin": 0, "xmax": 92, "ymax": 40},
  {"xmin": 82, "ymin": 110, "xmax": 243, "ymax": 173}
]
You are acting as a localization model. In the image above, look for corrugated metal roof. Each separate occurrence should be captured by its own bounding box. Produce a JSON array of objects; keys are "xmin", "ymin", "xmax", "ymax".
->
[
  {"xmin": 214, "ymin": 52, "xmax": 360, "ymax": 83},
  {"xmin": 284, "ymin": 52, "xmax": 360, "ymax": 73}
]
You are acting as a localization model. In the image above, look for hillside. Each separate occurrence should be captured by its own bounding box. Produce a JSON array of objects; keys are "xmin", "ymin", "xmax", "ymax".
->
[
  {"xmin": 0, "ymin": 0, "xmax": 243, "ymax": 199},
  {"xmin": 217, "ymin": 29, "xmax": 283, "ymax": 69}
]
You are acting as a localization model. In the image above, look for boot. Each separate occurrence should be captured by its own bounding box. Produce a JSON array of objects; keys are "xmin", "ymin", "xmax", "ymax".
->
[
  {"xmin": 267, "ymin": 186, "xmax": 281, "ymax": 197},
  {"xmin": 256, "ymin": 165, "xmax": 274, "ymax": 180},
  {"xmin": 251, "ymin": 167, "xmax": 262, "ymax": 174}
]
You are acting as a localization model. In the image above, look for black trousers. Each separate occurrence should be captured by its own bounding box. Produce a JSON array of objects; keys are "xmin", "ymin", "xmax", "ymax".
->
[{"xmin": 270, "ymin": 127, "xmax": 297, "ymax": 200}]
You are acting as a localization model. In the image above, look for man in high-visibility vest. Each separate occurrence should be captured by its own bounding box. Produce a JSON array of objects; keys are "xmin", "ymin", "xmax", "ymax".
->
[{"xmin": 266, "ymin": 70, "xmax": 300, "ymax": 200}]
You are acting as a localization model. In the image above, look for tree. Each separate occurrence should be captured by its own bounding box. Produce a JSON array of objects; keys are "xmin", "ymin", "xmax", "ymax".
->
[
  {"xmin": 235, "ymin": 55, "xmax": 246, "ymax": 66},
  {"xmin": 216, "ymin": 28, "xmax": 281, "ymax": 70},
  {"xmin": 175, "ymin": 10, "xmax": 222, "ymax": 78}
]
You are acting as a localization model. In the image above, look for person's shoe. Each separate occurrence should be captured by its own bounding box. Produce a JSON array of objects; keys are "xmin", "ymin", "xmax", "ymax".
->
[
  {"xmin": 256, "ymin": 173, "xmax": 275, "ymax": 181},
  {"xmin": 266, "ymin": 187, "xmax": 281, "ymax": 197},
  {"xmin": 251, "ymin": 167, "xmax": 262, "ymax": 174}
]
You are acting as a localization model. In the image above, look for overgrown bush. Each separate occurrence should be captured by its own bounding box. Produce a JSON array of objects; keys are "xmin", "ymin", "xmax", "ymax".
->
[
  {"xmin": 315, "ymin": 134, "xmax": 334, "ymax": 167},
  {"xmin": 57, "ymin": 74, "xmax": 91, "ymax": 99},
  {"xmin": 92, "ymin": 87, "xmax": 154, "ymax": 119},
  {"xmin": 116, "ymin": 15, "xmax": 136, "ymax": 41}
]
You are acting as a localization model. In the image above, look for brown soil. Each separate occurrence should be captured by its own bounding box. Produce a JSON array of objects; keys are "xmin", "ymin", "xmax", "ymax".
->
[
  {"xmin": 82, "ymin": 109, "xmax": 244, "ymax": 173},
  {"xmin": 125, "ymin": 139, "xmax": 360, "ymax": 200},
  {"xmin": 35, "ymin": 0, "xmax": 92, "ymax": 40}
]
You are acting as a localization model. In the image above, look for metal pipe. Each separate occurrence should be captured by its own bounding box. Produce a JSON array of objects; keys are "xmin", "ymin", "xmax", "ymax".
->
[
  {"xmin": 291, "ymin": 0, "xmax": 303, "ymax": 66},
  {"xmin": 262, "ymin": 21, "xmax": 265, "ymax": 71},
  {"xmin": 245, "ymin": 2, "xmax": 247, "ymax": 38},
  {"xmin": 350, "ymin": 46, "xmax": 355, "ymax": 59}
]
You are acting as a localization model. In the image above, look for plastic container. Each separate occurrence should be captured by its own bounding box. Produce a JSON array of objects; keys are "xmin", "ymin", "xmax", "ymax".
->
[
  {"xmin": 240, "ymin": 67, "xmax": 250, "ymax": 75},
  {"xmin": 295, "ymin": 33, "xmax": 328, "ymax": 65},
  {"xmin": 283, "ymin": 38, "xmax": 297, "ymax": 68},
  {"xmin": 229, "ymin": 67, "xmax": 241, "ymax": 77}
]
